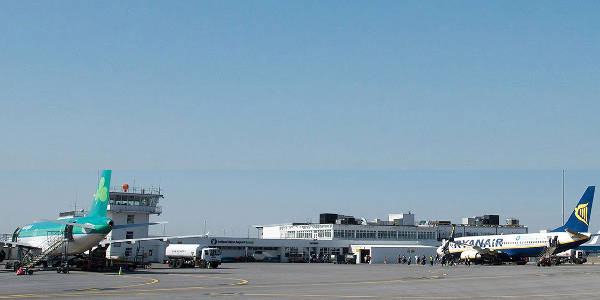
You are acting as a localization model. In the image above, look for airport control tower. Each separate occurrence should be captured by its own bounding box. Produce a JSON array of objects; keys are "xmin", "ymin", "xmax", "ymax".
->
[{"xmin": 103, "ymin": 184, "xmax": 164, "ymax": 260}]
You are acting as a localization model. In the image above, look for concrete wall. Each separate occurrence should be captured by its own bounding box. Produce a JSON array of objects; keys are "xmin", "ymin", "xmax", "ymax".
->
[
  {"xmin": 372, "ymin": 247, "xmax": 436, "ymax": 264},
  {"xmin": 262, "ymin": 226, "xmax": 282, "ymax": 239},
  {"xmin": 351, "ymin": 245, "xmax": 437, "ymax": 264}
]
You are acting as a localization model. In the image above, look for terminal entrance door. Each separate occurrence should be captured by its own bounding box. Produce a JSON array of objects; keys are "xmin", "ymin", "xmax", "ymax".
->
[{"xmin": 359, "ymin": 249, "xmax": 370, "ymax": 264}]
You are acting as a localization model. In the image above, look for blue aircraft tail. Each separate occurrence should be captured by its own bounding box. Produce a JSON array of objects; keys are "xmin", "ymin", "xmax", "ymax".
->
[{"xmin": 552, "ymin": 186, "xmax": 595, "ymax": 233}]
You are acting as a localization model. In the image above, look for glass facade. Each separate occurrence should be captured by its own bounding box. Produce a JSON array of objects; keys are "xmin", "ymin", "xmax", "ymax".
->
[{"xmin": 109, "ymin": 193, "xmax": 161, "ymax": 207}]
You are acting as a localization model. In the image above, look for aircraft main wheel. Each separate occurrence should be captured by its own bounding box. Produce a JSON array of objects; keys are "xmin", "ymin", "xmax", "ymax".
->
[{"xmin": 27, "ymin": 270, "xmax": 34, "ymax": 275}]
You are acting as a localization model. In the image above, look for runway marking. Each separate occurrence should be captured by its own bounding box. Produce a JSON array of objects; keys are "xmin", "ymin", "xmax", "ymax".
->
[
  {"xmin": 167, "ymin": 273, "xmax": 249, "ymax": 285},
  {"xmin": 0, "ymin": 273, "xmax": 159, "ymax": 299},
  {"xmin": 0, "ymin": 273, "xmax": 560, "ymax": 299},
  {"xmin": 211, "ymin": 290, "xmax": 600, "ymax": 299},
  {"xmin": 68, "ymin": 272, "xmax": 159, "ymax": 291},
  {"xmin": 2, "ymin": 268, "xmax": 600, "ymax": 299}
]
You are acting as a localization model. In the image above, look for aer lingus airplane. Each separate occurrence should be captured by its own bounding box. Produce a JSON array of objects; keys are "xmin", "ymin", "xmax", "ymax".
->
[
  {"xmin": 0, "ymin": 171, "xmax": 115, "ymax": 260},
  {"xmin": 0, "ymin": 170, "xmax": 207, "ymax": 273},
  {"xmin": 0, "ymin": 170, "xmax": 166, "ymax": 271},
  {"xmin": 437, "ymin": 186, "xmax": 595, "ymax": 264}
]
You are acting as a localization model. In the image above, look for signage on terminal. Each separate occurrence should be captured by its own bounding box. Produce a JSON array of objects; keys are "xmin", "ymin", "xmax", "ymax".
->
[{"xmin": 210, "ymin": 239, "xmax": 254, "ymax": 245}]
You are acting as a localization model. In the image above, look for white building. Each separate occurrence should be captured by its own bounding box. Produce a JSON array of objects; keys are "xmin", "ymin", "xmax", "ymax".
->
[
  {"xmin": 103, "ymin": 185, "xmax": 164, "ymax": 261},
  {"xmin": 258, "ymin": 212, "xmax": 527, "ymax": 242},
  {"xmin": 56, "ymin": 187, "xmax": 528, "ymax": 264},
  {"xmin": 259, "ymin": 223, "xmax": 438, "ymax": 241}
]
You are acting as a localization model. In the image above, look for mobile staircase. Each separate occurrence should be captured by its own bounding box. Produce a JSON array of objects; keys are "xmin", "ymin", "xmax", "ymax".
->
[
  {"xmin": 537, "ymin": 236, "xmax": 560, "ymax": 267},
  {"xmin": 20, "ymin": 234, "xmax": 67, "ymax": 274}
]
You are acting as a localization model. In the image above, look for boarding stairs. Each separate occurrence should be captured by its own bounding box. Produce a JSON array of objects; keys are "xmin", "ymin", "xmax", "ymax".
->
[
  {"xmin": 541, "ymin": 245, "xmax": 557, "ymax": 258},
  {"xmin": 540, "ymin": 236, "xmax": 560, "ymax": 259},
  {"xmin": 21, "ymin": 235, "xmax": 66, "ymax": 270}
]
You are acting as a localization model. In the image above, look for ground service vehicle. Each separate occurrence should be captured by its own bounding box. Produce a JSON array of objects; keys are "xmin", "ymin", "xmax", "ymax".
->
[
  {"xmin": 288, "ymin": 252, "xmax": 307, "ymax": 263},
  {"xmin": 345, "ymin": 254, "xmax": 357, "ymax": 264},
  {"xmin": 555, "ymin": 249, "xmax": 587, "ymax": 264},
  {"xmin": 166, "ymin": 244, "xmax": 221, "ymax": 268}
]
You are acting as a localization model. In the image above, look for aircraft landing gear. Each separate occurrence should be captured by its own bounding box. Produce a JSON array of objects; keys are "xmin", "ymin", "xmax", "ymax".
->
[
  {"xmin": 12, "ymin": 262, "xmax": 22, "ymax": 272},
  {"xmin": 56, "ymin": 264, "xmax": 70, "ymax": 274}
]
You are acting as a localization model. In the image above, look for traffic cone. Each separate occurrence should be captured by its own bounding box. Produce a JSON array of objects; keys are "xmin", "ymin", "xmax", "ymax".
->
[{"xmin": 118, "ymin": 266, "xmax": 122, "ymax": 275}]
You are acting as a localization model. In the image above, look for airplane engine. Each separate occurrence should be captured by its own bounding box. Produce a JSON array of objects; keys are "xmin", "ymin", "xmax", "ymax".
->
[
  {"xmin": 460, "ymin": 250, "xmax": 481, "ymax": 260},
  {"xmin": 435, "ymin": 240, "xmax": 450, "ymax": 256}
]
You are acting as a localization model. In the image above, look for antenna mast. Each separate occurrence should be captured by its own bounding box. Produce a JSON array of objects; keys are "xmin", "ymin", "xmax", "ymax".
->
[{"xmin": 562, "ymin": 169, "xmax": 565, "ymax": 224}]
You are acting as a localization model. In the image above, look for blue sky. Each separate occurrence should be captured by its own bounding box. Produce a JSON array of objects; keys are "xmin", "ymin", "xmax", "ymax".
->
[
  {"xmin": 0, "ymin": 2, "xmax": 599, "ymax": 235},
  {"xmin": 1, "ymin": 170, "xmax": 599, "ymax": 236}
]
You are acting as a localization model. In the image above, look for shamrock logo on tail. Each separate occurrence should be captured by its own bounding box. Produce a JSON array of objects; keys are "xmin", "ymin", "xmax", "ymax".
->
[{"xmin": 95, "ymin": 177, "xmax": 108, "ymax": 202}]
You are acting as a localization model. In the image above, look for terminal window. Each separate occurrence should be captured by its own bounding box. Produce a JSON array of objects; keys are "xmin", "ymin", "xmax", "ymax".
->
[
  {"xmin": 127, "ymin": 214, "xmax": 134, "ymax": 224},
  {"xmin": 126, "ymin": 231, "xmax": 134, "ymax": 239}
]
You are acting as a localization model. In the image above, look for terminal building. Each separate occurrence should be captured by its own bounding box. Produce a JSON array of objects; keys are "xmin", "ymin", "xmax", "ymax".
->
[
  {"xmin": 158, "ymin": 212, "xmax": 527, "ymax": 264},
  {"xmin": 55, "ymin": 182, "xmax": 528, "ymax": 264},
  {"xmin": 258, "ymin": 212, "xmax": 527, "ymax": 242}
]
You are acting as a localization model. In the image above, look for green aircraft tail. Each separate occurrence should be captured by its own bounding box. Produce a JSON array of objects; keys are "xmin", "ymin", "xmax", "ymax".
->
[{"xmin": 88, "ymin": 170, "xmax": 112, "ymax": 217}]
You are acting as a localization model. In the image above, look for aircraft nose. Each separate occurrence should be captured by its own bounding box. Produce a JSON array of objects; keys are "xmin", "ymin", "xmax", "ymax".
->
[{"xmin": 436, "ymin": 247, "xmax": 443, "ymax": 256}]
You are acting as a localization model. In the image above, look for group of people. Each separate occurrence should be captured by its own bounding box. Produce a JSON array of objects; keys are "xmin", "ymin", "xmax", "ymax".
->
[
  {"xmin": 393, "ymin": 254, "xmax": 459, "ymax": 266},
  {"xmin": 309, "ymin": 253, "xmax": 330, "ymax": 263},
  {"xmin": 395, "ymin": 254, "xmax": 437, "ymax": 265}
]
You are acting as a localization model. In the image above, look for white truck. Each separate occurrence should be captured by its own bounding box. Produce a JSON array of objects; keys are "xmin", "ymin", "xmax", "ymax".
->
[
  {"xmin": 555, "ymin": 249, "xmax": 587, "ymax": 264},
  {"xmin": 165, "ymin": 244, "xmax": 222, "ymax": 268}
]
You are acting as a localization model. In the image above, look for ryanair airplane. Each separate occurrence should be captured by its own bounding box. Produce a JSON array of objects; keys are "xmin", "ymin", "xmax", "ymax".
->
[{"xmin": 437, "ymin": 186, "xmax": 595, "ymax": 264}]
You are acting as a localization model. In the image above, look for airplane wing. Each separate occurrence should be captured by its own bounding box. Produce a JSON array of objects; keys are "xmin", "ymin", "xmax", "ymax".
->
[
  {"xmin": 471, "ymin": 246, "xmax": 496, "ymax": 254},
  {"xmin": 112, "ymin": 222, "xmax": 167, "ymax": 230},
  {"xmin": 588, "ymin": 230, "xmax": 600, "ymax": 244},
  {"xmin": 100, "ymin": 234, "xmax": 209, "ymax": 246},
  {"xmin": 41, "ymin": 219, "xmax": 96, "ymax": 230}
]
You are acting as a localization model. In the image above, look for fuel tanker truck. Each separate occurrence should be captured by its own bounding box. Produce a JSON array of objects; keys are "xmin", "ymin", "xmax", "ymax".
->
[{"xmin": 165, "ymin": 244, "xmax": 221, "ymax": 268}]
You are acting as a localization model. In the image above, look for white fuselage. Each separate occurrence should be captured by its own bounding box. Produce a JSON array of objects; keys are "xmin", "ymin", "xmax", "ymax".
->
[
  {"xmin": 444, "ymin": 231, "xmax": 590, "ymax": 259},
  {"xmin": 17, "ymin": 233, "xmax": 108, "ymax": 256}
]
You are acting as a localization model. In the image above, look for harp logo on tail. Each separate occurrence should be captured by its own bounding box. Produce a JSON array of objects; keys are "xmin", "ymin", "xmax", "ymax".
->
[{"xmin": 575, "ymin": 203, "xmax": 589, "ymax": 226}]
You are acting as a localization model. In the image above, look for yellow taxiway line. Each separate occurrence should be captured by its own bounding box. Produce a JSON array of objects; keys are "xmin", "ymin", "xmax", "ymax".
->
[{"xmin": 2, "ymin": 269, "xmax": 600, "ymax": 299}]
